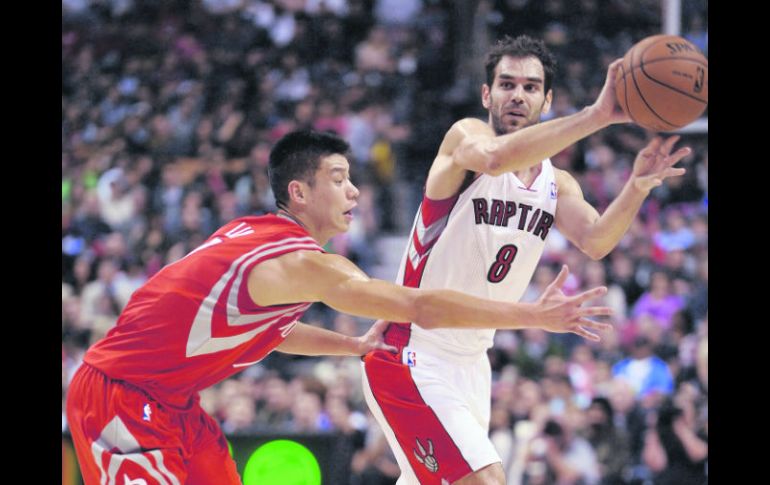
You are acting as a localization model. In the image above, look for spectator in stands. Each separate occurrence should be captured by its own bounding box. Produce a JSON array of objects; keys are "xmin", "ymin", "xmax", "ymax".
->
[{"xmin": 612, "ymin": 336, "xmax": 674, "ymax": 399}]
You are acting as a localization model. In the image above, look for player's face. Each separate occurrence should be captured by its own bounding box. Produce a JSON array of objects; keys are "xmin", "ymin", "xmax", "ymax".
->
[
  {"xmin": 306, "ymin": 154, "xmax": 359, "ymax": 239},
  {"xmin": 482, "ymin": 55, "xmax": 553, "ymax": 135}
]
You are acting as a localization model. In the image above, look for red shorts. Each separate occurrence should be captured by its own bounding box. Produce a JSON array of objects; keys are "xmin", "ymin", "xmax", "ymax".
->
[
  {"xmin": 362, "ymin": 336, "xmax": 500, "ymax": 485},
  {"xmin": 65, "ymin": 363, "xmax": 241, "ymax": 485}
]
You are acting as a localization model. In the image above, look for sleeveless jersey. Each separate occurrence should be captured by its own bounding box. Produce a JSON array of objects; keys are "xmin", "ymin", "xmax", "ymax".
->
[
  {"xmin": 84, "ymin": 214, "xmax": 323, "ymax": 408},
  {"xmin": 393, "ymin": 161, "xmax": 558, "ymax": 354}
]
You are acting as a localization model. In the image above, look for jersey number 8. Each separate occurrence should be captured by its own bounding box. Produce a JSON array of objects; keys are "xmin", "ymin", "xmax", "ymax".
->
[{"xmin": 487, "ymin": 244, "xmax": 518, "ymax": 283}]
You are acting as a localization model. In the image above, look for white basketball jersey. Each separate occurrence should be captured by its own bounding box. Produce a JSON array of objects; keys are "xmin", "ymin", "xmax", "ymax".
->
[{"xmin": 396, "ymin": 160, "xmax": 559, "ymax": 354}]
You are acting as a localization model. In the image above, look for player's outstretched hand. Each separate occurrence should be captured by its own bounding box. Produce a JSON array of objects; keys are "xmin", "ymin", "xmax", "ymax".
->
[
  {"xmin": 534, "ymin": 265, "xmax": 613, "ymax": 341},
  {"xmin": 357, "ymin": 319, "xmax": 398, "ymax": 355},
  {"xmin": 632, "ymin": 135, "xmax": 691, "ymax": 193},
  {"xmin": 590, "ymin": 58, "xmax": 632, "ymax": 126}
]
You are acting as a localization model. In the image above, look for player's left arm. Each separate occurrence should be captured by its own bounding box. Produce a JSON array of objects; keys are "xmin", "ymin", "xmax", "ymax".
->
[
  {"xmin": 555, "ymin": 136, "xmax": 690, "ymax": 260},
  {"xmin": 274, "ymin": 319, "xmax": 395, "ymax": 356}
]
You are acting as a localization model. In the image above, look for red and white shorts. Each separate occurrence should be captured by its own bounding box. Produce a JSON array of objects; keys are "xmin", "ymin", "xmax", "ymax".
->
[
  {"xmin": 362, "ymin": 334, "xmax": 500, "ymax": 485},
  {"xmin": 65, "ymin": 363, "xmax": 241, "ymax": 485}
]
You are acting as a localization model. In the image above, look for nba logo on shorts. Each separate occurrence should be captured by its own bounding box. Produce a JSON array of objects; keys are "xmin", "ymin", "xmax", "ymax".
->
[
  {"xmin": 550, "ymin": 182, "xmax": 558, "ymax": 199},
  {"xmin": 406, "ymin": 351, "xmax": 416, "ymax": 367}
]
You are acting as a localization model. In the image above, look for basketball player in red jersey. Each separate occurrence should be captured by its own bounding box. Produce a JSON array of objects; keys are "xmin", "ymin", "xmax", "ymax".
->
[
  {"xmin": 67, "ymin": 130, "xmax": 615, "ymax": 484},
  {"xmin": 362, "ymin": 36, "xmax": 692, "ymax": 485}
]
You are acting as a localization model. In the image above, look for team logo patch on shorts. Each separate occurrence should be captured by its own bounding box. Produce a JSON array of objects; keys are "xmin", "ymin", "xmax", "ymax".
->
[{"xmin": 414, "ymin": 437, "xmax": 438, "ymax": 472}]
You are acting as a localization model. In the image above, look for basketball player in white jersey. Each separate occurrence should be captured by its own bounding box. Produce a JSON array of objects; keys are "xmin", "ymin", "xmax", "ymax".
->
[{"xmin": 362, "ymin": 35, "xmax": 691, "ymax": 485}]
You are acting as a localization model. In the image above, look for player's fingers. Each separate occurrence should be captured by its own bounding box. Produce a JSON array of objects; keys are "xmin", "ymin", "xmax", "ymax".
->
[
  {"xmin": 645, "ymin": 136, "xmax": 663, "ymax": 153},
  {"xmin": 379, "ymin": 343, "xmax": 399, "ymax": 354},
  {"xmin": 668, "ymin": 147, "xmax": 692, "ymax": 164},
  {"xmin": 571, "ymin": 326, "xmax": 601, "ymax": 342},
  {"xmin": 663, "ymin": 167, "xmax": 686, "ymax": 179},
  {"xmin": 547, "ymin": 265, "xmax": 570, "ymax": 291},
  {"xmin": 577, "ymin": 306, "xmax": 613, "ymax": 318},
  {"xmin": 607, "ymin": 59, "xmax": 624, "ymax": 79},
  {"xmin": 577, "ymin": 318, "xmax": 614, "ymax": 332},
  {"xmin": 660, "ymin": 135, "xmax": 681, "ymax": 154},
  {"xmin": 574, "ymin": 286, "xmax": 607, "ymax": 303},
  {"xmin": 372, "ymin": 319, "xmax": 389, "ymax": 331}
]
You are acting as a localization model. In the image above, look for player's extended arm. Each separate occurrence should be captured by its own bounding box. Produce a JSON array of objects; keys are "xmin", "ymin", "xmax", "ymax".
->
[
  {"xmin": 275, "ymin": 320, "xmax": 396, "ymax": 356},
  {"xmin": 555, "ymin": 136, "xmax": 690, "ymax": 260},
  {"xmin": 249, "ymin": 250, "xmax": 612, "ymax": 341},
  {"xmin": 449, "ymin": 59, "xmax": 629, "ymax": 177}
]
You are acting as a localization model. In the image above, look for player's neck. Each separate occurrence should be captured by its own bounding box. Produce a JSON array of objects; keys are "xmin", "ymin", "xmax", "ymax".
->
[
  {"xmin": 276, "ymin": 208, "xmax": 328, "ymax": 245},
  {"xmin": 277, "ymin": 208, "xmax": 308, "ymax": 230},
  {"xmin": 513, "ymin": 164, "xmax": 543, "ymax": 185}
]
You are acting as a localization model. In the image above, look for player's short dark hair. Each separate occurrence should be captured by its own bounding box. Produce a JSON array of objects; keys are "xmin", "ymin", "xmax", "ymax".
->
[
  {"xmin": 485, "ymin": 35, "xmax": 557, "ymax": 94},
  {"xmin": 268, "ymin": 130, "xmax": 350, "ymax": 209}
]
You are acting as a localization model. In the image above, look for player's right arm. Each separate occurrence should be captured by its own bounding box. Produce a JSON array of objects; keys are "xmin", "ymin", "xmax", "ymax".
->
[
  {"xmin": 553, "ymin": 136, "xmax": 689, "ymax": 260},
  {"xmin": 248, "ymin": 250, "xmax": 613, "ymax": 341},
  {"xmin": 436, "ymin": 60, "xmax": 630, "ymax": 181}
]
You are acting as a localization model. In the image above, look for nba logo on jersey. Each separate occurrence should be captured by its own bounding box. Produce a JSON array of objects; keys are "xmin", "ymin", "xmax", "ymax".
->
[
  {"xmin": 550, "ymin": 182, "xmax": 558, "ymax": 199},
  {"xmin": 405, "ymin": 350, "xmax": 417, "ymax": 367},
  {"xmin": 143, "ymin": 403, "xmax": 152, "ymax": 421}
]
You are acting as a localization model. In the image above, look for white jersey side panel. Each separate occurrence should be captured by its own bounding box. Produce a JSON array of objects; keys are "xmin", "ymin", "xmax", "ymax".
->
[{"xmin": 397, "ymin": 160, "xmax": 559, "ymax": 354}]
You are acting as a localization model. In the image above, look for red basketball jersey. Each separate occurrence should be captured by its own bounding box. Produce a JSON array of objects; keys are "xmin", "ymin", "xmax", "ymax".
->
[{"xmin": 84, "ymin": 214, "xmax": 323, "ymax": 408}]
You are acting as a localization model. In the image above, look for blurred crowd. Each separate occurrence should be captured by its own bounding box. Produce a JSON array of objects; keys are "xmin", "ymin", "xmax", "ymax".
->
[{"xmin": 62, "ymin": 1, "xmax": 708, "ymax": 484}]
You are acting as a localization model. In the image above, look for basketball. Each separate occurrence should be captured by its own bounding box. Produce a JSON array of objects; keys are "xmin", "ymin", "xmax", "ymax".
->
[{"xmin": 615, "ymin": 35, "xmax": 708, "ymax": 132}]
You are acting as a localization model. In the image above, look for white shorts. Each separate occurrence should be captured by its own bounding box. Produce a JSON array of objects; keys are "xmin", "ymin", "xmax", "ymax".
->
[{"xmin": 362, "ymin": 334, "xmax": 501, "ymax": 485}]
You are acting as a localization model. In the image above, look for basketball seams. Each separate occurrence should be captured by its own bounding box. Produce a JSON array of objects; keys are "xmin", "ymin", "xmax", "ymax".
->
[
  {"xmin": 616, "ymin": 34, "xmax": 707, "ymax": 130},
  {"xmin": 638, "ymin": 58, "xmax": 708, "ymax": 104},
  {"xmin": 627, "ymin": 48, "xmax": 677, "ymax": 129},
  {"xmin": 638, "ymin": 67, "xmax": 708, "ymax": 104},
  {"xmin": 638, "ymin": 56, "xmax": 707, "ymax": 69},
  {"xmin": 640, "ymin": 37, "xmax": 707, "ymax": 103}
]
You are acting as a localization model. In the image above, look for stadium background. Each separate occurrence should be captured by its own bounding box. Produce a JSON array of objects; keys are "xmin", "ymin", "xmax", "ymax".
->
[{"xmin": 61, "ymin": 1, "xmax": 708, "ymax": 483}]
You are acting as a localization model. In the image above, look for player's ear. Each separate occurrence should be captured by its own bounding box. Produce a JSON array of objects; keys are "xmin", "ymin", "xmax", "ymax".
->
[
  {"xmin": 481, "ymin": 84, "xmax": 491, "ymax": 109},
  {"xmin": 287, "ymin": 180, "xmax": 307, "ymax": 205},
  {"xmin": 542, "ymin": 89, "xmax": 553, "ymax": 115}
]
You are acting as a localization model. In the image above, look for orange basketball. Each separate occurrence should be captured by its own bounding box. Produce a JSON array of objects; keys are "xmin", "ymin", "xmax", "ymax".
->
[{"xmin": 615, "ymin": 35, "xmax": 708, "ymax": 132}]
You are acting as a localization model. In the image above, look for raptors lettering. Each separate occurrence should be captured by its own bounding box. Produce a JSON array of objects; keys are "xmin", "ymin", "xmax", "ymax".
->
[{"xmin": 471, "ymin": 198, "xmax": 555, "ymax": 240}]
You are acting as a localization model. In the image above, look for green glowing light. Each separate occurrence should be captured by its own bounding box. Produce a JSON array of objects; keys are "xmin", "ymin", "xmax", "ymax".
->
[{"xmin": 242, "ymin": 439, "xmax": 321, "ymax": 485}]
